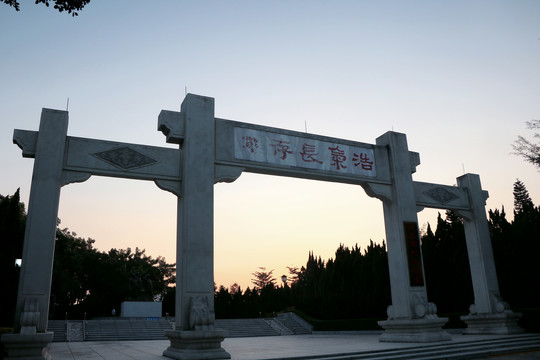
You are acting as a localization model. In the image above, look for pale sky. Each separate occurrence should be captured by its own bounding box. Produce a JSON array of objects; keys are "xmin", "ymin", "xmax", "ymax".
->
[{"xmin": 1, "ymin": 1, "xmax": 539, "ymax": 291}]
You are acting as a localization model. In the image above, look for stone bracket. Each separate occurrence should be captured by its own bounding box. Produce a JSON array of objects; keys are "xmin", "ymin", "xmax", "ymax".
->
[
  {"xmin": 362, "ymin": 182, "xmax": 393, "ymax": 203},
  {"xmin": 13, "ymin": 129, "xmax": 38, "ymax": 158},
  {"xmin": 155, "ymin": 180, "xmax": 181, "ymax": 196},
  {"xmin": 409, "ymin": 151, "xmax": 420, "ymax": 173},
  {"xmin": 158, "ymin": 110, "xmax": 185, "ymax": 145},
  {"xmin": 214, "ymin": 164, "xmax": 244, "ymax": 184},
  {"xmin": 61, "ymin": 170, "xmax": 92, "ymax": 187}
]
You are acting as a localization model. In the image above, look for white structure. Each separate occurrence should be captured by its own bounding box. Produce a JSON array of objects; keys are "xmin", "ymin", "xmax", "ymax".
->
[
  {"xmin": 1, "ymin": 94, "xmax": 522, "ymax": 360},
  {"xmin": 120, "ymin": 302, "xmax": 162, "ymax": 318}
]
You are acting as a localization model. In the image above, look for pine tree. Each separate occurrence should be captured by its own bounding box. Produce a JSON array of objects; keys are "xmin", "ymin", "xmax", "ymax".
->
[{"xmin": 513, "ymin": 179, "xmax": 534, "ymax": 215}]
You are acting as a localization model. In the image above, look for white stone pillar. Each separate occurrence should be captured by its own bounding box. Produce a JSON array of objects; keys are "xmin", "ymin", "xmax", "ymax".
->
[
  {"xmin": 175, "ymin": 94, "xmax": 215, "ymax": 331},
  {"xmin": 457, "ymin": 174, "xmax": 523, "ymax": 334},
  {"xmin": 163, "ymin": 94, "xmax": 230, "ymax": 360},
  {"xmin": 1, "ymin": 109, "xmax": 67, "ymax": 359},
  {"xmin": 376, "ymin": 131, "xmax": 450, "ymax": 342}
]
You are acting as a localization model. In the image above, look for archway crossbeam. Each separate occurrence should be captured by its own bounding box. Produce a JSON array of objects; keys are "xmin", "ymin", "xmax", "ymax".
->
[{"xmin": 14, "ymin": 129, "xmax": 181, "ymax": 185}]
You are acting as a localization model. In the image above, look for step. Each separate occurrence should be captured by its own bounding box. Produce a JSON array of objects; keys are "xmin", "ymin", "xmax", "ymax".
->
[
  {"xmin": 276, "ymin": 313, "xmax": 313, "ymax": 335},
  {"xmin": 215, "ymin": 318, "xmax": 280, "ymax": 337},
  {"xmin": 272, "ymin": 334, "xmax": 540, "ymax": 360}
]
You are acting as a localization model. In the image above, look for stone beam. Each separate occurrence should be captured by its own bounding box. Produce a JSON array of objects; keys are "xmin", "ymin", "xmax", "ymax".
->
[{"xmin": 413, "ymin": 181, "xmax": 472, "ymax": 211}]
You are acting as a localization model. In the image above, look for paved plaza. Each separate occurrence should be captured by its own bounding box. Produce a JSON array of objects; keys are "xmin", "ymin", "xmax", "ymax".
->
[{"xmin": 48, "ymin": 333, "xmax": 540, "ymax": 360}]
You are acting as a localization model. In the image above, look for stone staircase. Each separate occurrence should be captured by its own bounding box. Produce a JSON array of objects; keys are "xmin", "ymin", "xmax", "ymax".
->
[
  {"xmin": 288, "ymin": 334, "xmax": 540, "ymax": 360},
  {"xmin": 84, "ymin": 318, "xmax": 172, "ymax": 341},
  {"xmin": 214, "ymin": 318, "xmax": 280, "ymax": 337},
  {"xmin": 47, "ymin": 317, "xmax": 284, "ymax": 341},
  {"xmin": 47, "ymin": 314, "xmax": 312, "ymax": 341},
  {"xmin": 276, "ymin": 312, "xmax": 313, "ymax": 335},
  {"xmin": 47, "ymin": 320, "xmax": 67, "ymax": 342},
  {"xmin": 47, "ymin": 318, "xmax": 172, "ymax": 342}
]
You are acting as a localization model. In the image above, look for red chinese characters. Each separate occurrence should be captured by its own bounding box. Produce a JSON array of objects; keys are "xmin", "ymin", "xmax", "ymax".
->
[
  {"xmin": 235, "ymin": 127, "xmax": 376, "ymax": 177},
  {"xmin": 270, "ymin": 139, "xmax": 293, "ymax": 160},
  {"xmin": 241, "ymin": 135, "xmax": 259, "ymax": 153},
  {"xmin": 352, "ymin": 152, "xmax": 374, "ymax": 170},
  {"xmin": 300, "ymin": 143, "xmax": 323, "ymax": 164},
  {"xmin": 328, "ymin": 145, "xmax": 347, "ymax": 170}
]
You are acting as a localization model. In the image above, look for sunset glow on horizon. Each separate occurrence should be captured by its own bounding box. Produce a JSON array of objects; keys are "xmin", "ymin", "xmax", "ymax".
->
[{"xmin": 2, "ymin": 1, "xmax": 539, "ymax": 291}]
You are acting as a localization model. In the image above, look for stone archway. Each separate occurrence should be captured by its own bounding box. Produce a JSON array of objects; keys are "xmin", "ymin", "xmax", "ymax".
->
[{"xmin": 1, "ymin": 94, "xmax": 522, "ymax": 360}]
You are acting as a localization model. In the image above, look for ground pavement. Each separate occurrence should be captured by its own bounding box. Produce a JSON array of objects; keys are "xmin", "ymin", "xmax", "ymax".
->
[{"xmin": 48, "ymin": 333, "xmax": 540, "ymax": 360}]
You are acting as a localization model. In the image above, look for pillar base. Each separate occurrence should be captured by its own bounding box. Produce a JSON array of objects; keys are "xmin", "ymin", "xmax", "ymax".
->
[
  {"xmin": 0, "ymin": 332, "xmax": 53, "ymax": 360},
  {"xmin": 163, "ymin": 329, "xmax": 231, "ymax": 360},
  {"xmin": 378, "ymin": 317, "xmax": 451, "ymax": 342},
  {"xmin": 461, "ymin": 311, "xmax": 524, "ymax": 335}
]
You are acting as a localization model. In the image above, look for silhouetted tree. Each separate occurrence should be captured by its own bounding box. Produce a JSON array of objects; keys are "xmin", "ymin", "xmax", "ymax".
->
[
  {"xmin": 250, "ymin": 267, "xmax": 276, "ymax": 291},
  {"xmin": 1, "ymin": 0, "xmax": 90, "ymax": 16},
  {"xmin": 512, "ymin": 119, "xmax": 540, "ymax": 170},
  {"xmin": 0, "ymin": 189, "xmax": 25, "ymax": 327},
  {"xmin": 50, "ymin": 230, "xmax": 176, "ymax": 318},
  {"xmin": 291, "ymin": 242, "xmax": 390, "ymax": 320},
  {"xmin": 286, "ymin": 266, "xmax": 300, "ymax": 284},
  {"xmin": 493, "ymin": 180, "xmax": 540, "ymax": 308},
  {"xmin": 489, "ymin": 206, "xmax": 514, "ymax": 305},
  {"xmin": 513, "ymin": 179, "xmax": 534, "ymax": 214},
  {"xmin": 51, "ymin": 228, "xmax": 99, "ymax": 319},
  {"xmin": 214, "ymin": 285, "xmax": 231, "ymax": 319},
  {"xmin": 421, "ymin": 211, "xmax": 474, "ymax": 314},
  {"xmin": 74, "ymin": 246, "xmax": 175, "ymax": 318}
]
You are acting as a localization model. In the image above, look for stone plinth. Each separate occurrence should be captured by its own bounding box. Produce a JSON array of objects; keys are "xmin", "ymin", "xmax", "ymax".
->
[
  {"xmin": 163, "ymin": 330, "xmax": 231, "ymax": 360},
  {"xmin": 378, "ymin": 317, "xmax": 451, "ymax": 342},
  {"xmin": 1, "ymin": 332, "xmax": 53, "ymax": 360},
  {"xmin": 461, "ymin": 311, "xmax": 523, "ymax": 335}
]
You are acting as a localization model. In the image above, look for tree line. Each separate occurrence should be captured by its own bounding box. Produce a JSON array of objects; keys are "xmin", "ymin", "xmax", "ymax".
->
[
  {"xmin": 50, "ymin": 229, "xmax": 175, "ymax": 319},
  {"xmin": 212, "ymin": 179, "xmax": 539, "ymax": 325},
  {"xmin": 0, "ymin": 190, "xmax": 175, "ymax": 324},
  {"xmin": 1, "ymin": 179, "xmax": 539, "ymax": 328}
]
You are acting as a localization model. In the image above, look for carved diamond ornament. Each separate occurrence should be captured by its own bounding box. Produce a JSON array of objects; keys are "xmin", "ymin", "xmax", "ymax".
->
[
  {"xmin": 92, "ymin": 146, "xmax": 157, "ymax": 170},
  {"xmin": 423, "ymin": 187, "xmax": 459, "ymax": 204}
]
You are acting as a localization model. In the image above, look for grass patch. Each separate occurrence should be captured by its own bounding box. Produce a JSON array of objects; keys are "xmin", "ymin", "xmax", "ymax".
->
[
  {"xmin": 0, "ymin": 328, "xmax": 13, "ymax": 335},
  {"xmin": 293, "ymin": 310, "xmax": 384, "ymax": 331}
]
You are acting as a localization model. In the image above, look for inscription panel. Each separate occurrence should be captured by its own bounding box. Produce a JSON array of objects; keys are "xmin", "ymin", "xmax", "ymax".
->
[
  {"xmin": 234, "ymin": 127, "xmax": 376, "ymax": 177},
  {"xmin": 214, "ymin": 118, "xmax": 393, "ymax": 185}
]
